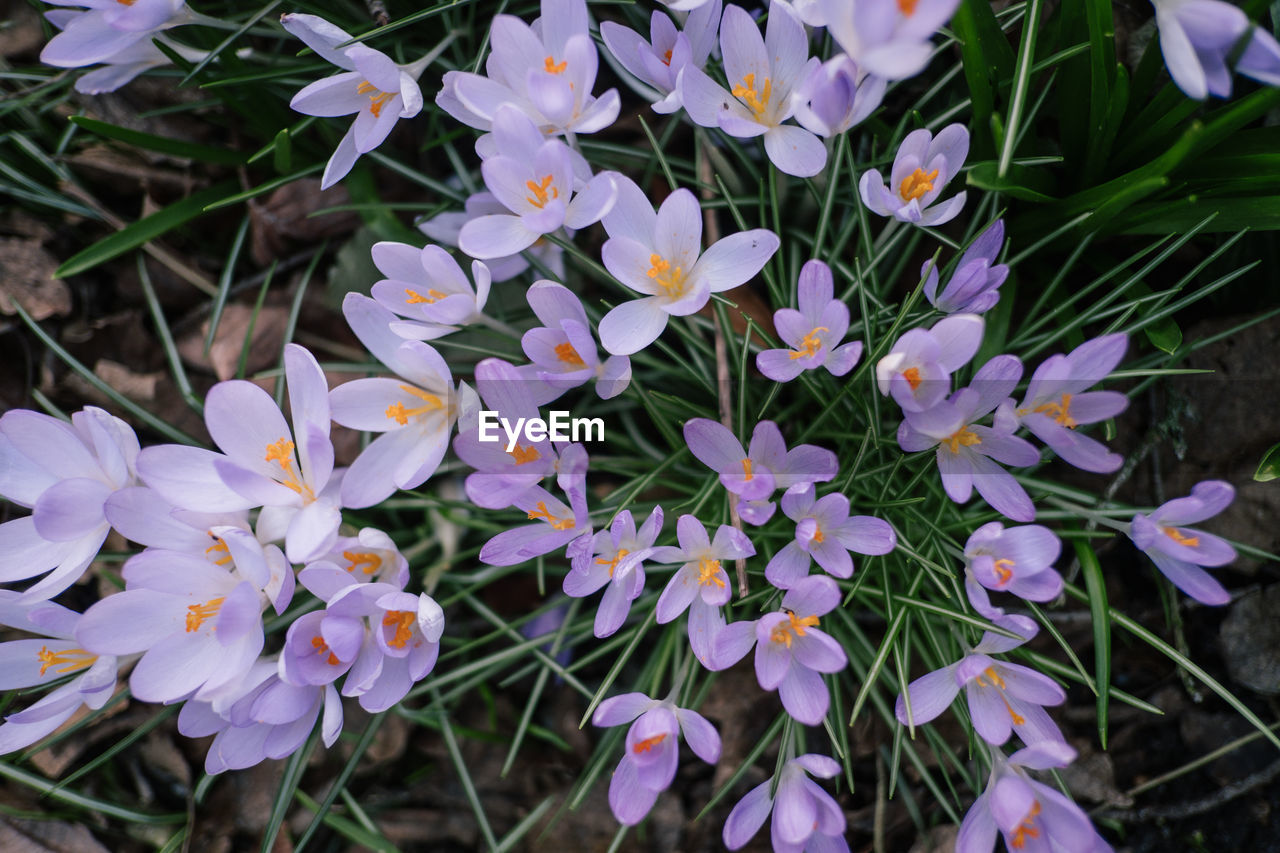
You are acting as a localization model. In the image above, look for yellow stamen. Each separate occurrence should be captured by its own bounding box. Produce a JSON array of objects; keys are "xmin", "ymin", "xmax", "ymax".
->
[
  {"xmin": 205, "ymin": 536, "xmax": 232, "ymax": 567},
  {"xmin": 185, "ymin": 597, "xmax": 225, "ymax": 633},
  {"xmin": 597, "ymin": 548, "xmax": 630, "ymax": 578},
  {"xmin": 632, "ymin": 733, "xmax": 667, "ymax": 754},
  {"xmin": 264, "ymin": 438, "xmax": 315, "ymax": 501},
  {"xmin": 356, "ymin": 80, "xmax": 394, "ymax": 117},
  {"xmin": 385, "ymin": 384, "xmax": 444, "ymax": 426},
  {"xmin": 544, "ymin": 55, "xmax": 567, "ymax": 74},
  {"xmin": 555, "ymin": 342, "xmax": 585, "ymax": 366},
  {"xmin": 899, "ymin": 167, "xmax": 939, "ymax": 202},
  {"xmin": 789, "ymin": 327, "xmax": 828, "ymax": 360},
  {"xmin": 311, "ymin": 635, "xmax": 340, "ymax": 666},
  {"xmin": 1031, "ymin": 392, "xmax": 1077, "ymax": 428},
  {"xmin": 527, "ymin": 501, "xmax": 574, "ymax": 530},
  {"xmin": 696, "ymin": 556, "xmax": 725, "ymax": 588},
  {"xmin": 382, "ymin": 610, "xmax": 415, "ymax": 649},
  {"xmin": 405, "ymin": 288, "xmax": 448, "ymax": 305},
  {"xmin": 646, "ymin": 253, "xmax": 685, "ymax": 297},
  {"xmin": 344, "ymin": 551, "xmax": 382, "ymax": 574},
  {"xmin": 993, "ymin": 558, "xmax": 1014, "ymax": 586},
  {"xmin": 36, "ymin": 646, "xmax": 96, "ymax": 677},
  {"xmin": 525, "ymin": 174, "xmax": 559, "ymax": 209},
  {"xmin": 1164, "ymin": 527, "xmax": 1200, "ymax": 548},
  {"xmin": 1010, "ymin": 801, "xmax": 1042, "ymax": 849},
  {"xmin": 731, "ymin": 73, "xmax": 772, "ymax": 120},
  {"xmin": 902, "ymin": 366, "xmax": 923, "ymax": 391},
  {"xmin": 508, "ymin": 444, "xmax": 541, "ymax": 465},
  {"xmin": 813, "ymin": 526, "xmax": 824, "ymax": 543},
  {"xmin": 769, "ymin": 610, "xmax": 821, "ymax": 647},
  {"xmin": 942, "ymin": 426, "xmax": 982, "ymax": 454},
  {"xmin": 975, "ymin": 666, "xmax": 1027, "ymax": 725}
]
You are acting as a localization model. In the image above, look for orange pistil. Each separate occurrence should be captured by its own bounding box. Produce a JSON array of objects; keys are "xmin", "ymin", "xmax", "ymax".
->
[
  {"xmin": 597, "ymin": 548, "xmax": 630, "ymax": 578},
  {"xmin": 36, "ymin": 646, "xmax": 96, "ymax": 677},
  {"xmin": 770, "ymin": 610, "xmax": 821, "ymax": 648},
  {"xmin": 508, "ymin": 444, "xmax": 541, "ymax": 465},
  {"xmin": 696, "ymin": 557, "xmax": 725, "ymax": 588},
  {"xmin": 544, "ymin": 55, "xmax": 567, "ymax": 74},
  {"xmin": 311, "ymin": 635, "xmax": 340, "ymax": 666},
  {"xmin": 382, "ymin": 610, "xmax": 416, "ymax": 649},
  {"xmin": 527, "ymin": 501, "xmax": 574, "ymax": 530},
  {"xmin": 356, "ymin": 80, "xmax": 394, "ymax": 117},
  {"xmin": 1031, "ymin": 393, "xmax": 1077, "ymax": 428},
  {"xmin": 385, "ymin": 384, "xmax": 444, "ymax": 426},
  {"xmin": 1163, "ymin": 526, "xmax": 1201, "ymax": 548},
  {"xmin": 789, "ymin": 327, "xmax": 828, "ymax": 360},
  {"xmin": 897, "ymin": 0, "xmax": 918, "ymax": 14},
  {"xmin": 264, "ymin": 438, "xmax": 315, "ymax": 500},
  {"xmin": 525, "ymin": 174, "xmax": 559, "ymax": 208},
  {"xmin": 646, "ymin": 253, "xmax": 685, "ymax": 297},
  {"xmin": 344, "ymin": 551, "xmax": 382, "ymax": 575},
  {"xmin": 993, "ymin": 558, "xmax": 1014, "ymax": 586},
  {"xmin": 405, "ymin": 288, "xmax": 448, "ymax": 305},
  {"xmin": 902, "ymin": 366, "xmax": 923, "ymax": 391},
  {"xmin": 185, "ymin": 597, "xmax": 225, "ymax": 633},
  {"xmin": 899, "ymin": 167, "xmax": 939, "ymax": 202},
  {"xmin": 1010, "ymin": 801, "xmax": 1042, "ymax": 849},
  {"xmin": 731, "ymin": 73, "xmax": 772, "ymax": 120},
  {"xmin": 555, "ymin": 342, "xmax": 586, "ymax": 366},
  {"xmin": 205, "ymin": 536, "xmax": 232, "ymax": 567},
  {"xmin": 741, "ymin": 458, "xmax": 754, "ymax": 482},
  {"xmin": 942, "ymin": 426, "xmax": 982, "ymax": 454},
  {"xmin": 661, "ymin": 49, "xmax": 673, "ymax": 66},
  {"xmin": 632, "ymin": 733, "xmax": 667, "ymax": 754},
  {"xmin": 813, "ymin": 526, "xmax": 825, "ymax": 544}
]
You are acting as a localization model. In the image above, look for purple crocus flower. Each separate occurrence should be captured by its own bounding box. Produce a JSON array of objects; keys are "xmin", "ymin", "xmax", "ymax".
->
[
  {"xmin": 564, "ymin": 507, "xmax": 664, "ymax": 637},
  {"xmin": 598, "ymin": 177, "xmax": 779, "ymax": 355},
  {"xmin": 652, "ymin": 515, "xmax": 755, "ymax": 667},
  {"xmin": 519, "ymin": 281, "xmax": 632, "ymax": 402},
  {"xmin": 860, "ymin": 123, "xmax": 969, "ymax": 225},
  {"xmin": 899, "ymin": 355, "xmax": 1040, "ymax": 522},
  {"xmin": 792, "ymin": 54, "xmax": 886, "ymax": 139},
  {"xmin": 923, "ymin": 219, "xmax": 1009, "ymax": 314},
  {"xmin": 819, "ymin": 0, "xmax": 961, "ymax": 80},
  {"xmin": 0, "ymin": 593, "xmax": 118, "ymax": 755},
  {"xmin": 601, "ymin": 0, "xmax": 721, "ymax": 114},
  {"xmin": 593, "ymin": 691, "xmax": 721, "ymax": 825},
  {"xmin": 679, "ymin": 2, "xmax": 828, "ymax": 176},
  {"xmin": 723, "ymin": 753, "xmax": 847, "ymax": 852},
  {"xmin": 757, "ymin": 259, "xmax": 863, "ymax": 383},
  {"xmin": 876, "ymin": 313, "xmax": 984, "ymax": 412},
  {"xmin": 40, "ymin": 0, "xmax": 193, "ymax": 71},
  {"xmin": 40, "ymin": 9, "xmax": 202, "ymax": 94},
  {"xmin": 479, "ymin": 450, "xmax": 593, "ymax": 568},
  {"xmin": 0, "ymin": 406, "xmax": 138, "ymax": 601},
  {"xmin": 1128, "ymin": 480, "xmax": 1237, "ymax": 605},
  {"xmin": 282, "ymin": 14, "xmax": 425, "ymax": 190},
  {"xmin": 458, "ymin": 106, "xmax": 618, "ymax": 259},
  {"xmin": 714, "ymin": 576, "xmax": 846, "ymax": 725},
  {"xmin": 1152, "ymin": 0, "xmax": 1280, "ymax": 100},
  {"xmin": 959, "ymin": 741, "xmax": 1114, "ymax": 853},
  {"xmin": 964, "ymin": 522, "xmax": 1064, "ymax": 605},
  {"xmin": 419, "ymin": 191, "xmax": 566, "ymax": 283},
  {"xmin": 895, "ymin": 614, "xmax": 1065, "ymax": 747},
  {"xmin": 298, "ymin": 527, "xmax": 411, "ymax": 594},
  {"xmin": 1014, "ymin": 333, "xmax": 1128, "ymax": 474},
  {"xmin": 765, "ymin": 485, "xmax": 896, "ymax": 589},
  {"xmin": 368, "ymin": 242, "xmax": 491, "ymax": 339},
  {"xmin": 437, "ymin": 0, "xmax": 620, "ymax": 136}
]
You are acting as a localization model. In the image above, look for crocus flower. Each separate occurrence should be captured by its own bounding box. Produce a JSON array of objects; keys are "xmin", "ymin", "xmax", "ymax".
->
[
  {"xmin": 859, "ymin": 123, "xmax": 969, "ymax": 226},
  {"xmin": 298, "ymin": 527, "xmax": 411, "ymax": 596},
  {"xmin": 757, "ymin": 259, "xmax": 863, "ymax": 383},
  {"xmin": 652, "ymin": 515, "xmax": 755, "ymax": 666},
  {"xmin": 0, "ymin": 593, "xmax": 118, "ymax": 755},
  {"xmin": 367, "ymin": 242, "xmax": 492, "ymax": 339},
  {"xmin": 1151, "ymin": 0, "xmax": 1280, "ymax": 100},
  {"xmin": 0, "ymin": 406, "xmax": 138, "ymax": 601},
  {"xmin": 41, "ymin": 9, "xmax": 203, "ymax": 94},
  {"xmin": 419, "ymin": 192, "xmax": 566, "ymax": 283},
  {"xmin": 593, "ymin": 691, "xmax": 721, "ymax": 825},
  {"xmin": 964, "ymin": 522, "xmax": 1064, "ymax": 606},
  {"xmin": 791, "ymin": 54, "xmax": 886, "ymax": 138},
  {"xmin": 875, "ymin": 313, "xmax": 984, "ymax": 413},
  {"xmin": 479, "ymin": 446, "xmax": 594, "ymax": 568},
  {"xmin": 895, "ymin": 614, "xmax": 1065, "ymax": 746},
  {"xmin": 922, "ymin": 219, "xmax": 1008, "ymax": 314},
  {"xmin": 723, "ymin": 753, "xmax": 847, "ymax": 852},
  {"xmin": 765, "ymin": 485, "xmax": 896, "ymax": 589},
  {"xmin": 713, "ymin": 576, "xmax": 846, "ymax": 725},
  {"xmin": 899, "ymin": 355, "xmax": 1040, "ymax": 522},
  {"xmin": 40, "ymin": 0, "xmax": 194, "ymax": 71},
  {"xmin": 282, "ymin": 14, "xmax": 425, "ymax": 190},
  {"xmin": 1128, "ymin": 480, "xmax": 1237, "ymax": 605},
  {"xmin": 679, "ymin": 2, "xmax": 827, "ymax": 176},
  {"xmin": 684, "ymin": 418, "xmax": 838, "ymax": 524},
  {"xmin": 600, "ymin": 0, "xmax": 721, "ymax": 114},
  {"xmin": 819, "ymin": 0, "xmax": 961, "ymax": 80},
  {"xmin": 1014, "ymin": 333, "xmax": 1129, "ymax": 474},
  {"xmin": 436, "ymin": 0, "xmax": 620, "ymax": 136},
  {"xmin": 519, "ymin": 281, "xmax": 632, "ymax": 402},
  {"xmin": 563, "ymin": 507, "xmax": 664, "ymax": 637},
  {"xmin": 959, "ymin": 741, "xmax": 1114, "ymax": 853},
  {"xmin": 458, "ymin": 106, "xmax": 618, "ymax": 259}
]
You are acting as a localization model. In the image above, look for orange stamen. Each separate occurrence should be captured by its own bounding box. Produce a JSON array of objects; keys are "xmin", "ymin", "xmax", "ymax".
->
[
  {"xmin": 555, "ymin": 342, "xmax": 585, "ymax": 366},
  {"xmin": 789, "ymin": 327, "xmax": 828, "ymax": 360},
  {"xmin": 731, "ymin": 73, "xmax": 772, "ymax": 120},
  {"xmin": 942, "ymin": 426, "xmax": 982, "ymax": 454},
  {"xmin": 632, "ymin": 733, "xmax": 667, "ymax": 754},
  {"xmin": 902, "ymin": 366, "xmax": 922, "ymax": 391},
  {"xmin": 597, "ymin": 548, "xmax": 630, "ymax": 578},
  {"xmin": 527, "ymin": 501, "xmax": 574, "ymax": 530},
  {"xmin": 1031, "ymin": 393, "xmax": 1077, "ymax": 428},
  {"xmin": 405, "ymin": 288, "xmax": 448, "ymax": 305},
  {"xmin": 310, "ymin": 635, "xmax": 340, "ymax": 666},
  {"xmin": 507, "ymin": 444, "xmax": 541, "ymax": 465},
  {"xmin": 525, "ymin": 174, "xmax": 559, "ymax": 208},
  {"xmin": 1010, "ymin": 801, "xmax": 1042, "ymax": 849},
  {"xmin": 899, "ymin": 167, "xmax": 939, "ymax": 202},
  {"xmin": 646, "ymin": 253, "xmax": 685, "ymax": 297},
  {"xmin": 385, "ymin": 384, "xmax": 444, "ymax": 426},
  {"xmin": 185, "ymin": 597, "xmax": 225, "ymax": 633},
  {"xmin": 770, "ymin": 611, "xmax": 821, "ymax": 647},
  {"xmin": 1164, "ymin": 527, "xmax": 1200, "ymax": 548},
  {"xmin": 382, "ymin": 610, "xmax": 416, "ymax": 649},
  {"xmin": 264, "ymin": 438, "xmax": 315, "ymax": 501},
  {"xmin": 356, "ymin": 80, "xmax": 394, "ymax": 117},
  {"xmin": 993, "ymin": 558, "xmax": 1014, "ymax": 586},
  {"xmin": 205, "ymin": 536, "xmax": 232, "ymax": 567},
  {"xmin": 696, "ymin": 557, "xmax": 725, "ymax": 588},
  {"xmin": 36, "ymin": 646, "xmax": 96, "ymax": 677},
  {"xmin": 544, "ymin": 55, "xmax": 567, "ymax": 74},
  {"xmin": 898, "ymin": 0, "xmax": 918, "ymax": 14},
  {"xmin": 344, "ymin": 551, "xmax": 382, "ymax": 574}
]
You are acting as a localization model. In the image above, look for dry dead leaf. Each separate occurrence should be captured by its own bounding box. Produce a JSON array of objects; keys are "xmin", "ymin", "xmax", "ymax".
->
[
  {"xmin": 93, "ymin": 359, "xmax": 161, "ymax": 401},
  {"xmin": 177, "ymin": 303, "xmax": 289, "ymax": 381},
  {"xmin": 0, "ymin": 816, "xmax": 110, "ymax": 853},
  {"xmin": 0, "ymin": 238, "xmax": 71, "ymax": 321},
  {"xmin": 250, "ymin": 179, "xmax": 360, "ymax": 267}
]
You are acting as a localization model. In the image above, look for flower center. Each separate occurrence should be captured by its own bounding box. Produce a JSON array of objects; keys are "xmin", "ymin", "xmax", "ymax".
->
[
  {"xmin": 696, "ymin": 556, "xmax": 725, "ymax": 587},
  {"xmin": 405, "ymin": 288, "xmax": 448, "ymax": 305},
  {"xmin": 185, "ymin": 597, "xmax": 225, "ymax": 633},
  {"xmin": 812, "ymin": 525, "xmax": 825, "ymax": 543},
  {"xmin": 646, "ymin": 253, "xmax": 685, "ymax": 297},
  {"xmin": 597, "ymin": 548, "xmax": 630, "ymax": 578},
  {"xmin": 385, "ymin": 384, "xmax": 444, "ymax": 426},
  {"xmin": 770, "ymin": 611, "xmax": 820, "ymax": 647},
  {"xmin": 1030, "ymin": 393, "xmax": 1077, "ymax": 428},
  {"xmin": 36, "ymin": 646, "xmax": 96, "ymax": 677},
  {"xmin": 731, "ymin": 73, "xmax": 772, "ymax": 120},
  {"xmin": 205, "ymin": 535, "xmax": 232, "ymax": 567},
  {"xmin": 555, "ymin": 342, "xmax": 585, "ymax": 366},
  {"xmin": 632, "ymin": 733, "xmax": 667, "ymax": 754},
  {"xmin": 993, "ymin": 558, "xmax": 1014, "ymax": 586},
  {"xmin": 344, "ymin": 550, "xmax": 382, "ymax": 574},
  {"xmin": 264, "ymin": 438, "xmax": 315, "ymax": 501},
  {"xmin": 902, "ymin": 366, "xmax": 923, "ymax": 391},
  {"xmin": 382, "ymin": 610, "xmax": 416, "ymax": 649},
  {"xmin": 526, "ymin": 174, "xmax": 559, "ymax": 208},
  {"xmin": 544, "ymin": 55, "xmax": 567, "ymax": 74},
  {"xmin": 527, "ymin": 501, "xmax": 574, "ymax": 530},
  {"xmin": 311, "ymin": 634, "xmax": 340, "ymax": 665},
  {"xmin": 355, "ymin": 80, "xmax": 394, "ymax": 118},
  {"xmin": 975, "ymin": 666, "xmax": 1026, "ymax": 724},
  {"xmin": 661, "ymin": 49, "xmax": 673, "ymax": 66},
  {"xmin": 789, "ymin": 327, "xmax": 828, "ymax": 360},
  {"xmin": 507, "ymin": 444, "xmax": 541, "ymax": 465},
  {"xmin": 897, "ymin": 0, "xmax": 918, "ymax": 14},
  {"xmin": 899, "ymin": 167, "xmax": 939, "ymax": 202},
  {"xmin": 1010, "ymin": 801, "xmax": 1042, "ymax": 849},
  {"xmin": 942, "ymin": 426, "xmax": 982, "ymax": 454},
  {"xmin": 741, "ymin": 458, "xmax": 753, "ymax": 481},
  {"xmin": 1163, "ymin": 526, "xmax": 1200, "ymax": 547}
]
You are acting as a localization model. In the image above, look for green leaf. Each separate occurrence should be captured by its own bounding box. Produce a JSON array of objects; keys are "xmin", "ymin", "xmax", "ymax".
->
[
  {"xmin": 1255, "ymin": 442, "xmax": 1280, "ymax": 482},
  {"xmin": 272, "ymin": 127, "xmax": 292, "ymax": 174},
  {"xmin": 966, "ymin": 161, "xmax": 1059, "ymax": 202},
  {"xmin": 68, "ymin": 116, "xmax": 246, "ymax": 165},
  {"xmin": 1075, "ymin": 539, "xmax": 1111, "ymax": 749},
  {"xmin": 54, "ymin": 181, "xmax": 237, "ymax": 279}
]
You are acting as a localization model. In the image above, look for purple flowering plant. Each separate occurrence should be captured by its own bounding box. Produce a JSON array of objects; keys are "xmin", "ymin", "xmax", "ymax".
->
[{"xmin": 9, "ymin": 0, "xmax": 1280, "ymax": 849}]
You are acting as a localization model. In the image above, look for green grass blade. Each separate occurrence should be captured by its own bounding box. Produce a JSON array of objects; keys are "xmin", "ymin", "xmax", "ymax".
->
[
  {"xmin": 1075, "ymin": 539, "xmax": 1111, "ymax": 748},
  {"xmin": 68, "ymin": 115, "xmax": 246, "ymax": 165}
]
